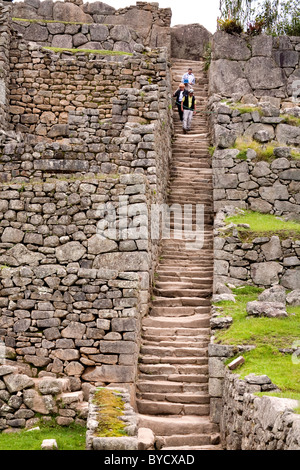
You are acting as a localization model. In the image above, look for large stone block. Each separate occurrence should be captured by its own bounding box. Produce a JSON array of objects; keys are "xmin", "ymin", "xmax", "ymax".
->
[
  {"xmin": 93, "ymin": 251, "xmax": 149, "ymax": 272},
  {"xmin": 82, "ymin": 365, "xmax": 135, "ymax": 383},
  {"xmin": 209, "ymin": 59, "xmax": 251, "ymax": 96},
  {"xmin": 171, "ymin": 23, "xmax": 212, "ymax": 60},
  {"xmin": 261, "ymin": 236, "xmax": 282, "ymax": 261},
  {"xmin": 245, "ymin": 57, "xmax": 285, "ymax": 89},
  {"xmin": 276, "ymin": 124, "xmax": 300, "ymax": 146},
  {"xmin": 250, "ymin": 262, "xmax": 282, "ymax": 286},
  {"xmin": 53, "ymin": 2, "xmax": 93, "ymax": 23},
  {"xmin": 213, "ymin": 31, "xmax": 251, "ymax": 61},
  {"xmin": 3, "ymin": 374, "xmax": 34, "ymax": 393},
  {"xmin": 281, "ymin": 270, "xmax": 300, "ymax": 290},
  {"xmin": 56, "ymin": 242, "xmax": 86, "ymax": 263}
]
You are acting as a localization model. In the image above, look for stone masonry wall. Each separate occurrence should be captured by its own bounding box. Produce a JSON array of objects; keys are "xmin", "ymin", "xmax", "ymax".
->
[
  {"xmin": 0, "ymin": 174, "xmax": 151, "ymax": 387},
  {"xmin": 0, "ymin": 364, "xmax": 89, "ymax": 431},
  {"xmin": 209, "ymin": 31, "xmax": 300, "ymax": 99},
  {"xmin": 221, "ymin": 370, "xmax": 300, "ymax": 450},
  {"xmin": 10, "ymin": 0, "xmax": 172, "ymax": 52},
  {"xmin": 12, "ymin": 19, "xmax": 145, "ymax": 53},
  {"xmin": 0, "ymin": 4, "xmax": 11, "ymax": 131},
  {"xmin": 0, "ymin": 4, "xmax": 173, "ymax": 423}
]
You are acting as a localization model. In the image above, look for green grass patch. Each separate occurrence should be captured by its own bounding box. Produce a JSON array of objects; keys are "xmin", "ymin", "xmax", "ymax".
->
[
  {"xmin": 93, "ymin": 388, "xmax": 128, "ymax": 438},
  {"xmin": 214, "ymin": 286, "xmax": 300, "ymax": 396},
  {"xmin": 43, "ymin": 47, "xmax": 132, "ymax": 56},
  {"xmin": 0, "ymin": 421, "xmax": 86, "ymax": 450},
  {"xmin": 281, "ymin": 114, "xmax": 300, "ymax": 127},
  {"xmin": 233, "ymin": 136, "xmax": 278, "ymax": 162},
  {"xmin": 225, "ymin": 210, "xmax": 300, "ymax": 241},
  {"xmin": 230, "ymin": 104, "xmax": 262, "ymax": 115}
]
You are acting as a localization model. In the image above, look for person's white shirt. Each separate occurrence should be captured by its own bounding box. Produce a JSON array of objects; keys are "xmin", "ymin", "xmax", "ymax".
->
[{"xmin": 182, "ymin": 72, "xmax": 195, "ymax": 85}]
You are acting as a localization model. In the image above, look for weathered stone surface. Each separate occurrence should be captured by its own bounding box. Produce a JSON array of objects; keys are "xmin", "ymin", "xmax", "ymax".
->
[
  {"xmin": 61, "ymin": 322, "xmax": 86, "ymax": 340},
  {"xmin": 171, "ymin": 23, "xmax": 212, "ymax": 60},
  {"xmin": 250, "ymin": 34, "xmax": 273, "ymax": 57},
  {"xmin": 213, "ymin": 31, "xmax": 251, "ymax": 61},
  {"xmin": 246, "ymin": 300, "xmax": 287, "ymax": 318},
  {"xmin": 137, "ymin": 427, "xmax": 155, "ymax": 450},
  {"xmin": 261, "ymin": 236, "xmax": 282, "ymax": 261},
  {"xmin": 90, "ymin": 24, "xmax": 109, "ymax": 42},
  {"xmin": 92, "ymin": 436, "xmax": 138, "ymax": 450},
  {"xmin": 276, "ymin": 124, "xmax": 300, "ymax": 146},
  {"xmin": 245, "ymin": 57, "xmax": 285, "ymax": 89},
  {"xmin": 93, "ymin": 251, "xmax": 149, "ymax": 271},
  {"xmin": 1, "ymin": 227, "xmax": 24, "ymax": 244},
  {"xmin": 23, "ymin": 389, "xmax": 55, "ymax": 415},
  {"xmin": 23, "ymin": 23, "xmax": 49, "ymax": 42},
  {"xmin": 41, "ymin": 439, "xmax": 58, "ymax": 450},
  {"xmin": 250, "ymin": 262, "xmax": 283, "ymax": 286},
  {"xmin": 3, "ymin": 374, "xmax": 34, "ymax": 393},
  {"xmin": 53, "ymin": 2, "xmax": 93, "ymax": 23},
  {"xmin": 286, "ymin": 290, "xmax": 300, "ymax": 306},
  {"xmin": 281, "ymin": 270, "xmax": 300, "ymax": 290},
  {"xmin": 258, "ymin": 285, "xmax": 286, "ymax": 304},
  {"xmin": 56, "ymin": 242, "xmax": 86, "ymax": 263},
  {"xmin": 209, "ymin": 59, "xmax": 251, "ymax": 96},
  {"xmin": 88, "ymin": 235, "xmax": 118, "ymax": 254},
  {"xmin": 82, "ymin": 365, "xmax": 135, "ymax": 382}
]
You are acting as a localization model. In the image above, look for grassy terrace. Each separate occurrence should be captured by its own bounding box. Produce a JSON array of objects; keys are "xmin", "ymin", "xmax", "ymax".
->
[
  {"xmin": 225, "ymin": 210, "xmax": 300, "ymax": 241},
  {"xmin": 0, "ymin": 421, "xmax": 86, "ymax": 450},
  {"xmin": 214, "ymin": 211, "xmax": 300, "ymax": 403}
]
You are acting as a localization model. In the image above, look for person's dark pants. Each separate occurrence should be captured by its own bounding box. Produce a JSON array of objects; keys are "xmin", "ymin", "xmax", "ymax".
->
[{"xmin": 177, "ymin": 104, "xmax": 183, "ymax": 121}]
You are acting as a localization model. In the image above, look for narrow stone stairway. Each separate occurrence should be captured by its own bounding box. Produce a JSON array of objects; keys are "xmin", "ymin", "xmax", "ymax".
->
[{"xmin": 136, "ymin": 59, "xmax": 221, "ymax": 450}]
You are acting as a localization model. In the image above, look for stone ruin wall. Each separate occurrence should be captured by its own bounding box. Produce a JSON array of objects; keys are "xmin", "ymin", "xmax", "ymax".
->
[
  {"xmin": 208, "ymin": 31, "xmax": 300, "ymax": 449},
  {"xmin": 9, "ymin": 0, "xmax": 172, "ymax": 52},
  {"xmin": 0, "ymin": 1, "xmax": 173, "ymax": 431},
  {"xmin": 208, "ymin": 31, "xmax": 300, "ymax": 289}
]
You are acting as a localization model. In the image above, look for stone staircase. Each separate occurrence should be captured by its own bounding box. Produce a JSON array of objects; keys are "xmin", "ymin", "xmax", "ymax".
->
[{"xmin": 136, "ymin": 59, "xmax": 221, "ymax": 450}]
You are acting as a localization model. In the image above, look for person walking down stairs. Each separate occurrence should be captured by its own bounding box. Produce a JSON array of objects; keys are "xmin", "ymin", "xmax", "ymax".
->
[{"xmin": 181, "ymin": 89, "xmax": 196, "ymax": 134}]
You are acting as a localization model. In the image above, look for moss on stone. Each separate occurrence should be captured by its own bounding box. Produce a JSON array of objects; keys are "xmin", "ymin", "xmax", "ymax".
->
[{"xmin": 93, "ymin": 388, "xmax": 128, "ymax": 438}]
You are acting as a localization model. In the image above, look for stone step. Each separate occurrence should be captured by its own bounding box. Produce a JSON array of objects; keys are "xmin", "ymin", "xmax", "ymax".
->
[
  {"xmin": 149, "ymin": 305, "xmax": 210, "ymax": 317},
  {"xmin": 139, "ymin": 355, "xmax": 208, "ymax": 365},
  {"xmin": 138, "ymin": 362, "xmax": 208, "ymax": 374},
  {"xmin": 141, "ymin": 326, "xmax": 210, "ymax": 337},
  {"xmin": 136, "ymin": 399, "xmax": 210, "ymax": 416},
  {"xmin": 138, "ymin": 415, "xmax": 218, "ymax": 436},
  {"xmin": 136, "ymin": 380, "xmax": 208, "ymax": 394},
  {"xmin": 162, "ymin": 444, "xmax": 223, "ymax": 450},
  {"xmin": 138, "ymin": 373, "xmax": 208, "ymax": 383},
  {"xmin": 151, "ymin": 297, "xmax": 211, "ymax": 307},
  {"xmin": 136, "ymin": 391, "xmax": 210, "ymax": 405},
  {"xmin": 153, "ymin": 289, "xmax": 212, "ymax": 298},
  {"xmin": 160, "ymin": 433, "xmax": 212, "ymax": 447},
  {"xmin": 140, "ymin": 345, "xmax": 208, "ymax": 358}
]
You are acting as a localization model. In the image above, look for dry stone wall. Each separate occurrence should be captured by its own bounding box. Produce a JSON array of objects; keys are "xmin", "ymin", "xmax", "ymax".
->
[
  {"xmin": 0, "ymin": 1, "xmax": 173, "ymax": 424},
  {"xmin": 0, "ymin": 4, "xmax": 11, "ymax": 131},
  {"xmin": 207, "ymin": 29, "xmax": 300, "ymax": 452},
  {"xmin": 209, "ymin": 31, "xmax": 300, "ymax": 99},
  {"xmin": 0, "ymin": 364, "xmax": 88, "ymax": 431},
  {"xmin": 10, "ymin": 0, "xmax": 172, "ymax": 51},
  {"xmin": 221, "ymin": 370, "xmax": 300, "ymax": 450},
  {"xmin": 12, "ymin": 19, "xmax": 144, "ymax": 53},
  {"xmin": 0, "ymin": 174, "xmax": 151, "ymax": 386}
]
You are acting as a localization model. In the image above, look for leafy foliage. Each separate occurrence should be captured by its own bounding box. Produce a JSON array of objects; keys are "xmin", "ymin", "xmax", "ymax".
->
[{"xmin": 218, "ymin": 0, "xmax": 300, "ymax": 36}]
